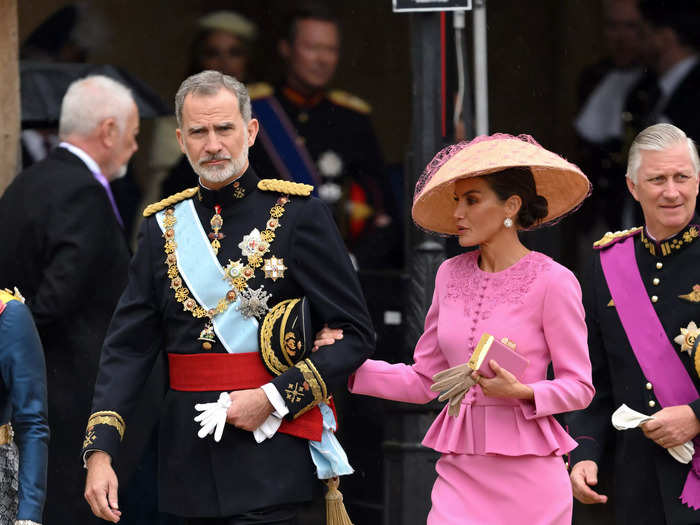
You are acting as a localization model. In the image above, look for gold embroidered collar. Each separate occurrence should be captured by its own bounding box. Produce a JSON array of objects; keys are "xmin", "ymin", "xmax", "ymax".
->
[{"xmin": 640, "ymin": 222, "xmax": 699, "ymax": 257}]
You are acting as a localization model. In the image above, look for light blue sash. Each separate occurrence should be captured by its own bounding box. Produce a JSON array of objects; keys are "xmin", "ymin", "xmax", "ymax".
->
[
  {"xmin": 155, "ymin": 200, "xmax": 258, "ymax": 354},
  {"xmin": 156, "ymin": 199, "xmax": 352, "ymax": 478}
]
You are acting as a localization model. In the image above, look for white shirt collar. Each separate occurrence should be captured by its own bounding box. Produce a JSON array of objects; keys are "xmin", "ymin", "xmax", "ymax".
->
[
  {"xmin": 659, "ymin": 55, "xmax": 698, "ymax": 97},
  {"xmin": 59, "ymin": 142, "xmax": 102, "ymax": 176}
]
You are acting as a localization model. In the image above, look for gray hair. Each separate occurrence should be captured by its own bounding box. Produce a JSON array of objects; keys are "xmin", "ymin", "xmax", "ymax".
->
[
  {"xmin": 627, "ymin": 123, "xmax": 700, "ymax": 183},
  {"xmin": 174, "ymin": 70, "xmax": 251, "ymax": 128},
  {"xmin": 58, "ymin": 75, "xmax": 135, "ymax": 139}
]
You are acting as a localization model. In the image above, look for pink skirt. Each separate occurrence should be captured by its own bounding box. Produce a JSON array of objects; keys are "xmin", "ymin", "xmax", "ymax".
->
[{"xmin": 428, "ymin": 453, "xmax": 572, "ymax": 525}]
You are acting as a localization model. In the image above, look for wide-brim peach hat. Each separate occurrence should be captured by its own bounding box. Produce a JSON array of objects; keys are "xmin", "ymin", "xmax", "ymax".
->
[{"xmin": 412, "ymin": 134, "xmax": 591, "ymax": 235}]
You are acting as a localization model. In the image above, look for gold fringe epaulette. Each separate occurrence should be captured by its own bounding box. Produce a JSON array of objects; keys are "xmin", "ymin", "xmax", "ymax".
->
[
  {"xmin": 593, "ymin": 227, "xmax": 643, "ymax": 249},
  {"xmin": 143, "ymin": 187, "xmax": 199, "ymax": 217},
  {"xmin": 258, "ymin": 179, "xmax": 313, "ymax": 196},
  {"xmin": 248, "ymin": 82, "xmax": 273, "ymax": 100},
  {"xmin": 0, "ymin": 287, "xmax": 24, "ymax": 305},
  {"xmin": 328, "ymin": 89, "xmax": 371, "ymax": 114}
]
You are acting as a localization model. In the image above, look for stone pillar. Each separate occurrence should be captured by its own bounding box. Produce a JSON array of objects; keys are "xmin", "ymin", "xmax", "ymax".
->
[{"xmin": 0, "ymin": 0, "xmax": 19, "ymax": 196}]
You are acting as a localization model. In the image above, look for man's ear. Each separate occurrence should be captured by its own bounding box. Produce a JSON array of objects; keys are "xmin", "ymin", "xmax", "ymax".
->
[
  {"xmin": 626, "ymin": 176, "xmax": 639, "ymax": 202},
  {"xmin": 247, "ymin": 118, "xmax": 259, "ymax": 147},
  {"xmin": 99, "ymin": 118, "xmax": 118, "ymax": 148},
  {"xmin": 175, "ymin": 128, "xmax": 186, "ymax": 154}
]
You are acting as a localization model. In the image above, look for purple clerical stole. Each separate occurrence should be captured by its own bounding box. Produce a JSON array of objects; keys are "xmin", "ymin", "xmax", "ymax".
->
[{"xmin": 601, "ymin": 235, "xmax": 700, "ymax": 509}]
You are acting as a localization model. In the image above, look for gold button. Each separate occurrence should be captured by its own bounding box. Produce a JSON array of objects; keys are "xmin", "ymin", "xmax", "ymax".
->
[
  {"xmin": 651, "ymin": 295, "xmax": 658, "ymax": 303},
  {"xmin": 653, "ymin": 278, "xmax": 660, "ymax": 286},
  {"xmin": 649, "ymin": 400, "xmax": 656, "ymax": 408},
  {"xmin": 656, "ymin": 262, "xmax": 663, "ymax": 269},
  {"xmin": 298, "ymin": 112, "xmax": 309, "ymax": 123},
  {"xmin": 646, "ymin": 382, "xmax": 653, "ymax": 390},
  {"xmin": 296, "ymin": 136, "xmax": 306, "ymax": 145}
]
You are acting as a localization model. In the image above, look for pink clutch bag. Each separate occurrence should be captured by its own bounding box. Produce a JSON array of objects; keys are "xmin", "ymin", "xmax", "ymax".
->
[{"xmin": 467, "ymin": 333, "xmax": 529, "ymax": 380}]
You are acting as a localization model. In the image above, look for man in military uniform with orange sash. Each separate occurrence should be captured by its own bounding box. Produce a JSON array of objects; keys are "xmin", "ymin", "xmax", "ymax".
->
[
  {"xmin": 82, "ymin": 70, "xmax": 374, "ymax": 524},
  {"xmin": 567, "ymin": 123, "xmax": 700, "ymax": 524}
]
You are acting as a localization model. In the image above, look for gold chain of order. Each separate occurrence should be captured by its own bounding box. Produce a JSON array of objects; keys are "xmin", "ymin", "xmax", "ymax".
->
[{"xmin": 162, "ymin": 195, "xmax": 290, "ymax": 320}]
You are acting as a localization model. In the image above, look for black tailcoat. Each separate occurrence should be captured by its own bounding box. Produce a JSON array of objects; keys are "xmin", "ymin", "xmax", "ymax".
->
[
  {"xmin": 83, "ymin": 168, "xmax": 375, "ymax": 518},
  {"xmin": 0, "ymin": 146, "xmax": 130, "ymax": 523},
  {"xmin": 566, "ymin": 221, "xmax": 700, "ymax": 525}
]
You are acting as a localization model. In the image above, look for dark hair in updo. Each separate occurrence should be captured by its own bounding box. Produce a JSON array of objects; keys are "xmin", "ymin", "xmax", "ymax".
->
[{"xmin": 482, "ymin": 167, "xmax": 548, "ymax": 228}]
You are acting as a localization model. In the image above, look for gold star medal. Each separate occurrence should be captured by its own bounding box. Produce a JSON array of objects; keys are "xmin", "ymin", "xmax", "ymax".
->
[
  {"xmin": 674, "ymin": 321, "xmax": 700, "ymax": 379},
  {"xmin": 263, "ymin": 256, "xmax": 287, "ymax": 281},
  {"xmin": 674, "ymin": 321, "xmax": 700, "ymax": 354}
]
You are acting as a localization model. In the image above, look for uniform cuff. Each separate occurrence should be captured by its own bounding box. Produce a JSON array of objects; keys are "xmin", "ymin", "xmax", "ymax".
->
[
  {"xmin": 261, "ymin": 383, "xmax": 289, "ymax": 418},
  {"xmin": 689, "ymin": 398, "xmax": 700, "ymax": 422}
]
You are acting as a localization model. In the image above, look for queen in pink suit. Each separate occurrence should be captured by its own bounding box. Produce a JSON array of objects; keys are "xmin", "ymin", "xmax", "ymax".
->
[{"xmin": 350, "ymin": 135, "xmax": 594, "ymax": 524}]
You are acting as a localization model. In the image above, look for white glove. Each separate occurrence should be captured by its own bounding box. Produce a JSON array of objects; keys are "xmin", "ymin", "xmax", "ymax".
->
[
  {"xmin": 194, "ymin": 392, "xmax": 231, "ymax": 442},
  {"xmin": 611, "ymin": 404, "xmax": 695, "ymax": 464}
]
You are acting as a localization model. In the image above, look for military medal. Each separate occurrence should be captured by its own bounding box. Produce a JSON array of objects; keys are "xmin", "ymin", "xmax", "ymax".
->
[
  {"xmin": 208, "ymin": 205, "xmax": 225, "ymax": 254},
  {"xmin": 162, "ymin": 196, "xmax": 291, "ymax": 349},
  {"xmin": 674, "ymin": 321, "xmax": 700, "ymax": 379}
]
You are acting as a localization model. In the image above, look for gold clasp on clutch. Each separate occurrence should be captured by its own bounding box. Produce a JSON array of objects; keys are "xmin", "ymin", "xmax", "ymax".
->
[{"xmin": 500, "ymin": 337, "xmax": 516, "ymax": 350}]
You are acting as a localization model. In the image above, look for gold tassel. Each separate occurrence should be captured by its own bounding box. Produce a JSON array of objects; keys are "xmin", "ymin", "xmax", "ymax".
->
[{"xmin": 325, "ymin": 477, "xmax": 353, "ymax": 525}]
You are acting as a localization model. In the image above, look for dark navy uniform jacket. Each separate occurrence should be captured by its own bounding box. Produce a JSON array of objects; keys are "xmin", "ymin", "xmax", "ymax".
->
[
  {"xmin": 566, "ymin": 219, "xmax": 700, "ymax": 525},
  {"xmin": 0, "ymin": 293, "xmax": 49, "ymax": 523},
  {"xmin": 83, "ymin": 168, "xmax": 374, "ymax": 517}
]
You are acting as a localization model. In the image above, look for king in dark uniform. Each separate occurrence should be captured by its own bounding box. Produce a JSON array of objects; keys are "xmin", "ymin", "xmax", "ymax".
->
[
  {"xmin": 567, "ymin": 123, "xmax": 700, "ymax": 524},
  {"xmin": 82, "ymin": 71, "xmax": 374, "ymax": 524}
]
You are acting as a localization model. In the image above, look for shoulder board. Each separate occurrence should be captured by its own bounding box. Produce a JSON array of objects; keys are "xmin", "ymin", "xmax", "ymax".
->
[
  {"xmin": 143, "ymin": 187, "xmax": 199, "ymax": 217},
  {"xmin": 328, "ymin": 90, "xmax": 371, "ymax": 114},
  {"xmin": 257, "ymin": 179, "xmax": 313, "ymax": 197},
  {"xmin": 593, "ymin": 227, "xmax": 643, "ymax": 250},
  {"xmin": 247, "ymin": 82, "xmax": 274, "ymax": 100},
  {"xmin": 0, "ymin": 288, "xmax": 21, "ymax": 308}
]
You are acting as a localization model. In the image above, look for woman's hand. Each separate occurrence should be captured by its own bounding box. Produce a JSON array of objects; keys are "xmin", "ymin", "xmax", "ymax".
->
[
  {"xmin": 473, "ymin": 360, "xmax": 534, "ymax": 400},
  {"xmin": 313, "ymin": 324, "xmax": 343, "ymax": 352}
]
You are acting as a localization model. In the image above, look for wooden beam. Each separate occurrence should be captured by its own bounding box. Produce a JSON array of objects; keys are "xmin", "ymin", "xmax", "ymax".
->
[{"xmin": 0, "ymin": 0, "xmax": 19, "ymax": 196}]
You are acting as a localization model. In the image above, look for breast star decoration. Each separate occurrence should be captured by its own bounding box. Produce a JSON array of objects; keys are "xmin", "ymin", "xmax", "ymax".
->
[
  {"xmin": 674, "ymin": 321, "xmax": 700, "ymax": 354},
  {"xmin": 263, "ymin": 256, "xmax": 287, "ymax": 281}
]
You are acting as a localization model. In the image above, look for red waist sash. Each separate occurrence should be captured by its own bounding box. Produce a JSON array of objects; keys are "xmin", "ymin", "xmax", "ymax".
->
[{"xmin": 168, "ymin": 352, "xmax": 324, "ymax": 442}]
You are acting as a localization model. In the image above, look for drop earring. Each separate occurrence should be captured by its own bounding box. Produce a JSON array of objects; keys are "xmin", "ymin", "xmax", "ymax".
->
[{"xmin": 504, "ymin": 217, "xmax": 513, "ymax": 228}]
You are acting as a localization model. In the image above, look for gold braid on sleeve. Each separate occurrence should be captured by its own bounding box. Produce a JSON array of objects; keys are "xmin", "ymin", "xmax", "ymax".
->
[
  {"xmin": 293, "ymin": 359, "xmax": 328, "ymax": 417},
  {"xmin": 85, "ymin": 411, "xmax": 126, "ymax": 441}
]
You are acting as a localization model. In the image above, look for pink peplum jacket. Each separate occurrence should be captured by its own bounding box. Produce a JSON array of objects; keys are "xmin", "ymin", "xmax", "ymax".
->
[{"xmin": 349, "ymin": 250, "xmax": 595, "ymax": 457}]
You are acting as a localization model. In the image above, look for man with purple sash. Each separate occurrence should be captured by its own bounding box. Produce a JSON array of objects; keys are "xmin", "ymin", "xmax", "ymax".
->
[{"xmin": 567, "ymin": 123, "xmax": 700, "ymax": 524}]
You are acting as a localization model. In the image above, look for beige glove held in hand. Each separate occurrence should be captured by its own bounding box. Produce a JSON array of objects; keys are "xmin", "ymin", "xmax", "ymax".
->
[{"xmin": 430, "ymin": 363, "xmax": 476, "ymax": 417}]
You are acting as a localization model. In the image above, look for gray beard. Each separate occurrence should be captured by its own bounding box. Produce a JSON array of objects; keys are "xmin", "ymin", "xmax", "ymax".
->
[{"xmin": 186, "ymin": 143, "xmax": 249, "ymax": 184}]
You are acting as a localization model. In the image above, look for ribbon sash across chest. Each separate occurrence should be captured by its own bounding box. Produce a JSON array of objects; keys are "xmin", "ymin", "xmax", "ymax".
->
[
  {"xmin": 156, "ymin": 200, "xmax": 258, "ymax": 354},
  {"xmin": 600, "ymin": 236, "xmax": 700, "ymax": 509}
]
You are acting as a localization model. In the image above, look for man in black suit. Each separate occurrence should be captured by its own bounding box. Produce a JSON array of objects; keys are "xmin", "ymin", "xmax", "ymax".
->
[
  {"xmin": 567, "ymin": 123, "xmax": 700, "ymax": 525},
  {"xmin": 0, "ymin": 74, "xmax": 139, "ymax": 523}
]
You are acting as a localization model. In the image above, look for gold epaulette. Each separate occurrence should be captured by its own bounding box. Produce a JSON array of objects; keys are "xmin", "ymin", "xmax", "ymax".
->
[
  {"xmin": 0, "ymin": 287, "xmax": 24, "ymax": 305},
  {"xmin": 247, "ymin": 82, "xmax": 273, "ymax": 100},
  {"xmin": 143, "ymin": 187, "xmax": 199, "ymax": 217},
  {"xmin": 593, "ymin": 227, "xmax": 643, "ymax": 249},
  {"xmin": 258, "ymin": 179, "xmax": 313, "ymax": 196},
  {"xmin": 328, "ymin": 89, "xmax": 371, "ymax": 114}
]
